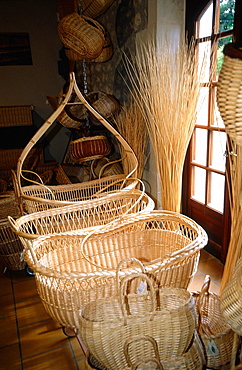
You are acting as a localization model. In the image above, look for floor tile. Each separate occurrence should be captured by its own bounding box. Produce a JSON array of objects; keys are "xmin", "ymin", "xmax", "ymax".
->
[
  {"xmin": 0, "ymin": 343, "xmax": 22, "ymax": 370},
  {"xmin": 19, "ymin": 319, "xmax": 68, "ymax": 359},
  {"xmin": 70, "ymin": 335, "xmax": 86, "ymax": 361},
  {"xmin": 198, "ymin": 256, "xmax": 224, "ymax": 281},
  {"xmin": 0, "ymin": 292, "xmax": 15, "ymax": 318},
  {"xmin": 13, "ymin": 277, "xmax": 38, "ymax": 303},
  {"xmin": 0, "ymin": 315, "xmax": 18, "ymax": 348},
  {"xmin": 22, "ymin": 345, "xmax": 78, "ymax": 370},
  {"xmin": 16, "ymin": 297, "xmax": 50, "ymax": 327},
  {"xmin": 199, "ymin": 248, "xmax": 215, "ymax": 262},
  {"xmin": 0, "ymin": 274, "xmax": 12, "ymax": 295},
  {"xmin": 188, "ymin": 273, "xmax": 220, "ymax": 295}
]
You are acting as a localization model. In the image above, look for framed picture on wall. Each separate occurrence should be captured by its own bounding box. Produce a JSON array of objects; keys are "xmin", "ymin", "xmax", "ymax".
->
[{"xmin": 0, "ymin": 32, "xmax": 32, "ymax": 66}]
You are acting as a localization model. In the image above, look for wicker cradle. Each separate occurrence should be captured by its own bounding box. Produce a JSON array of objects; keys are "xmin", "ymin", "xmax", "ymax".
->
[
  {"xmin": 192, "ymin": 275, "xmax": 239, "ymax": 369},
  {"xmin": 15, "ymin": 72, "xmax": 138, "ymax": 214},
  {"xmin": 8, "ymin": 188, "xmax": 155, "ymax": 250},
  {"xmin": 24, "ymin": 210, "xmax": 207, "ymax": 330}
]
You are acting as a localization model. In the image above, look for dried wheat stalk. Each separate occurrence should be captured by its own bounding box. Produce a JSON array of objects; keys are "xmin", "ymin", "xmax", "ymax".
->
[{"xmin": 124, "ymin": 38, "xmax": 205, "ymax": 212}]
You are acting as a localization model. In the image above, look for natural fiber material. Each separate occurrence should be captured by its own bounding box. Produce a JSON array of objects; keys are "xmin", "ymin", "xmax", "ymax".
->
[
  {"xmin": 192, "ymin": 275, "xmax": 238, "ymax": 369},
  {"xmin": 220, "ymin": 257, "xmax": 242, "ymax": 335},
  {"xmin": 79, "ymin": 273, "xmax": 197, "ymax": 369},
  {"xmin": 0, "ymin": 105, "xmax": 33, "ymax": 127},
  {"xmin": 88, "ymin": 91, "xmax": 120, "ymax": 124},
  {"xmin": 69, "ymin": 135, "xmax": 111, "ymax": 163},
  {"xmin": 124, "ymin": 37, "xmax": 206, "ymax": 212},
  {"xmin": 24, "ymin": 210, "xmax": 207, "ymax": 329},
  {"xmin": 15, "ymin": 73, "xmax": 138, "ymax": 212},
  {"xmin": 217, "ymin": 43, "xmax": 242, "ymax": 146},
  {"xmin": 9, "ymin": 188, "xmax": 154, "ymax": 250},
  {"xmin": 81, "ymin": 0, "xmax": 115, "ymax": 18},
  {"xmin": 58, "ymin": 13, "xmax": 105, "ymax": 60}
]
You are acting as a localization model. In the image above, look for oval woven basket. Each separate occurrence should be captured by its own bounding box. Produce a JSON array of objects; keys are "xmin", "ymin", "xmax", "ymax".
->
[
  {"xmin": 217, "ymin": 43, "xmax": 242, "ymax": 145},
  {"xmin": 88, "ymin": 91, "xmax": 120, "ymax": 125},
  {"xmin": 81, "ymin": 0, "xmax": 116, "ymax": 18},
  {"xmin": 220, "ymin": 257, "xmax": 242, "ymax": 335},
  {"xmin": 79, "ymin": 273, "xmax": 197, "ymax": 368},
  {"xmin": 69, "ymin": 135, "xmax": 111, "ymax": 163},
  {"xmin": 24, "ymin": 210, "xmax": 207, "ymax": 329},
  {"xmin": 58, "ymin": 13, "xmax": 105, "ymax": 60},
  {"xmin": 192, "ymin": 275, "xmax": 238, "ymax": 369},
  {"xmin": 15, "ymin": 73, "xmax": 138, "ymax": 213}
]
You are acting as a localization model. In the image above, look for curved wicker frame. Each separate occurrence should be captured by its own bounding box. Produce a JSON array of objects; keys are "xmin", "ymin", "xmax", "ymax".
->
[
  {"xmin": 15, "ymin": 72, "xmax": 138, "ymax": 213},
  {"xmin": 24, "ymin": 210, "xmax": 207, "ymax": 329}
]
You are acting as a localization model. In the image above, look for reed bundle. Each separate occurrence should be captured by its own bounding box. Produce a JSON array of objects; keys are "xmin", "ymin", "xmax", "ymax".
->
[
  {"xmin": 115, "ymin": 100, "xmax": 148, "ymax": 179},
  {"xmin": 220, "ymin": 141, "xmax": 242, "ymax": 292},
  {"xmin": 124, "ymin": 38, "xmax": 205, "ymax": 212}
]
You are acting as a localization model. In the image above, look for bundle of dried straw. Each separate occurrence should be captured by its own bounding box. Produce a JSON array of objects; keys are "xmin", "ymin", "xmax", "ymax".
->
[{"xmin": 124, "ymin": 37, "xmax": 205, "ymax": 212}]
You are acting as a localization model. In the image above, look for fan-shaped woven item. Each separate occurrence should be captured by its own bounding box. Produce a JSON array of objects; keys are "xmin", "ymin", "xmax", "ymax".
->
[
  {"xmin": 192, "ymin": 275, "xmax": 238, "ymax": 369},
  {"xmin": 220, "ymin": 257, "xmax": 242, "ymax": 335},
  {"xmin": 24, "ymin": 210, "xmax": 207, "ymax": 329},
  {"xmin": 15, "ymin": 73, "xmax": 138, "ymax": 213},
  {"xmin": 79, "ymin": 273, "xmax": 198, "ymax": 369},
  {"xmin": 217, "ymin": 43, "xmax": 242, "ymax": 146}
]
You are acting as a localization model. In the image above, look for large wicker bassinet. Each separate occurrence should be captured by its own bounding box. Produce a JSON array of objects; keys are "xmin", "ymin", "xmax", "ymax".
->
[
  {"xmin": 24, "ymin": 210, "xmax": 207, "ymax": 329},
  {"xmin": 9, "ymin": 188, "xmax": 155, "ymax": 249}
]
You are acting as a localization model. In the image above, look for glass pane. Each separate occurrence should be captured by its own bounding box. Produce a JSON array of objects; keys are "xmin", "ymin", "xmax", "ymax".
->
[
  {"xmin": 219, "ymin": 0, "xmax": 235, "ymax": 33},
  {"xmin": 198, "ymin": 41, "xmax": 211, "ymax": 82},
  {"xmin": 196, "ymin": 87, "xmax": 209, "ymax": 126},
  {"xmin": 214, "ymin": 87, "xmax": 225, "ymax": 128},
  {"xmin": 192, "ymin": 166, "xmax": 206, "ymax": 204},
  {"xmin": 208, "ymin": 172, "xmax": 225, "ymax": 212},
  {"xmin": 210, "ymin": 131, "xmax": 227, "ymax": 171},
  {"xmin": 193, "ymin": 128, "xmax": 208, "ymax": 165},
  {"xmin": 217, "ymin": 35, "xmax": 233, "ymax": 76},
  {"xmin": 198, "ymin": 2, "xmax": 213, "ymax": 38}
]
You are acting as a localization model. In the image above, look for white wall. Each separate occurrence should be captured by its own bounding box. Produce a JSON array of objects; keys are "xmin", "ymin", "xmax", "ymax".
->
[{"xmin": 0, "ymin": 0, "xmax": 70, "ymax": 162}]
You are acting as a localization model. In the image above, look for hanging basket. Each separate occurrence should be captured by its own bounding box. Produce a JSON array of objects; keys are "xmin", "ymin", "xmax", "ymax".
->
[
  {"xmin": 88, "ymin": 91, "xmax": 120, "ymax": 125},
  {"xmin": 81, "ymin": 0, "xmax": 116, "ymax": 19},
  {"xmin": 69, "ymin": 135, "xmax": 111, "ymax": 163},
  {"xmin": 58, "ymin": 13, "xmax": 105, "ymax": 60},
  {"xmin": 192, "ymin": 275, "xmax": 238, "ymax": 369},
  {"xmin": 220, "ymin": 257, "xmax": 242, "ymax": 336},
  {"xmin": 78, "ymin": 273, "xmax": 199, "ymax": 369},
  {"xmin": 217, "ymin": 42, "xmax": 242, "ymax": 146}
]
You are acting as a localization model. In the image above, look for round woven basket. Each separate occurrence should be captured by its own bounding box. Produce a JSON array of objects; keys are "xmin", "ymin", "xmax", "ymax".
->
[
  {"xmin": 58, "ymin": 13, "xmax": 105, "ymax": 60},
  {"xmin": 217, "ymin": 43, "xmax": 242, "ymax": 146},
  {"xmin": 81, "ymin": 0, "xmax": 116, "ymax": 18},
  {"xmin": 88, "ymin": 91, "xmax": 120, "ymax": 125},
  {"xmin": 69, "ymin": 135, "xmax": 111, "ymax": 163},
  {"xmin": 220, "ymin": 257, "xmax": 242, "ymax": 335}
]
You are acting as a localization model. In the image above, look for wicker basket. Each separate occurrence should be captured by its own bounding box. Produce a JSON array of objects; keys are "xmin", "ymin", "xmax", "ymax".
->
[
  {"xmin": 58, "ymin": 13, "xmax": 105, "ymax": 60},
  {"xmin": 8, "ymin": 188, "xmax": 154, "ymax": 250},
  {"xmin": 217, "ymin": 43, "xmax": 242, "ymax": 146},
  {"xmin": 81, "ymin": 0, "xmax": 116, "ymax": 18},
  {"xmin": 192, "ymin": 275, "xmax": 238, "ymax": 369},
  {"xmin": 24, "ymin": 210, "xmax": 207, "ymax": 329},
  {"xmin": 220, "ymin": 257, "xmax": 242, "ymax": 336},
  {"xmin": 88, "ymin": 91, "xmax": 120, "ymax": 125},
  {"xmin": 69, "ymin": 135, "xmax": 111, "ymax": 163},
  {"xmin": 15, "ymin": 72, "xmax": 138, "ymax": 213},
  {"xmin": 91, "ymin": 157, "xmax": 123, "ymax": 179},
  {"xmin": 79, "ymin": 272, "xmax": 197, "ymax": 368}
]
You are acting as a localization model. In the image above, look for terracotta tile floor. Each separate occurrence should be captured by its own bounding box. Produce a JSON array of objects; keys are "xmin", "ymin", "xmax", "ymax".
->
[{"xmin": 0, "ymin": 248, "xmax": 224, "ymax": 369}]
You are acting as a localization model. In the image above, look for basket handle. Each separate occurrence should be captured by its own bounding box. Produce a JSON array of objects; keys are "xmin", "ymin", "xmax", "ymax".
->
[
  {"xmin": 119, "ymin": 272, "xmax": 157, "ymax": 325},
  {"xmin": 116, "ymin": 257, "xmax": 145, "ymax": 290},
  {"xmin": 124, "ymin": 335, "xmax": 163, "ymax": 370},
  {"xmin": 196, "ymin": 275, "xmax": 213, "ymax": 337}
]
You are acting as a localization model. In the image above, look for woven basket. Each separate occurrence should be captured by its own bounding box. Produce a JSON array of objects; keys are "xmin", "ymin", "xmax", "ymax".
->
[
  {"xmin": 220, "ymin": 257, "xmax": 242, "ymax": 335},
  {"xmin": 0, "ymin": 220, "xmax": 25, "ymax": 271},
  {"xmin": 8, "ymin": 188, "xmax": 154, "ymax": 250},
  {"xmin": 58, "ymin": 13, "xmax": 105, "ymax": 60},
  {"xmin": 0, "ymin": 179, "xmax": 8, "ymax": 194},
  {"xmin": 217, "ymin": 43, "xmax": 242, "ymax": 145},
  {"xmin": 24, "ymin": 210, "xmax": 207, "ymax": 329},
  {"xmin": 79, "ymin": 272, "xmax": 197, "ymax": 368},
  {"xmin": 15, "ymin": 72, "xmax": 138, "ymax": 212},
  {"xmin": 88, "ymin": 91, "xmax": 120, "ymax": 125},
  {"xmin": 69, "ymin": 135, "xmax": 111, "ymax": 163},
  {"xmin": 81, "ymin": 0, "xmax": 116, "ymax": 18},
  {"xmin": 192, "ymin": 275, "xmax": 238, "ymax": 369},
  {"xmin": 91, "ymin": 157, "xmax": 123, "ymax": 179}
]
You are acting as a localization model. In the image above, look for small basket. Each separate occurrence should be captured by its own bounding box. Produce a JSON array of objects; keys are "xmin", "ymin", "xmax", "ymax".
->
[
  {"xmin": 217, "ymin": 43, "xmax": 242, "ymax": 146},
  {"xmin": 24, "ymin": 210, "xmax": 207, "ymax": 329},
  {"xmin": 81, "ymin": 0, "xmax": 116, "ymax": 18},
  {"xmin": 192, "ymin": 275, "xmax": 238, "ymax": 369},
  {"xmin": 220, "ymin": 257, "xmax": 242, "ymax": 336},
  {"xmin": 79, "ymin": 272, "xmax": 197, "ymax": 368},
  {"xmin": 88, "ymin": 91, "xmax": 120, "ymax": 125},
  {"xmin": 69, "ymin": 135, "xmax": 111, "ymax": 163},
  {"xmin": 58, "ymin": 13, "xmax": 105, "ymax": 60}
]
